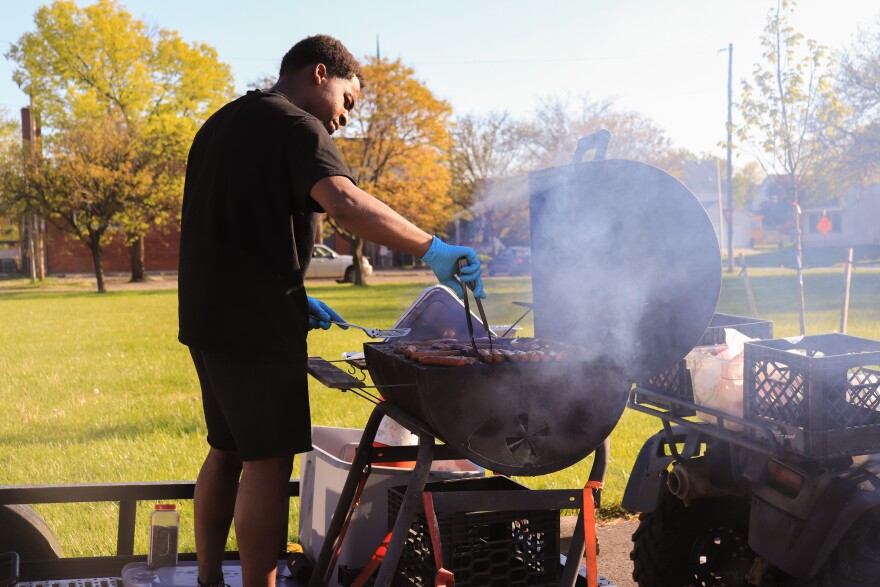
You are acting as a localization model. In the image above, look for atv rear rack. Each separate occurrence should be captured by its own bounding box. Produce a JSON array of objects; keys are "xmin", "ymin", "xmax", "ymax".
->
[{"xmin": 628, "ymin": 386, "xmax": 781, "ymax": 456}]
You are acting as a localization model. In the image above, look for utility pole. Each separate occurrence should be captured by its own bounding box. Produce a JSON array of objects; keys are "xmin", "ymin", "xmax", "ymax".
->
[
  {"xmin": 716, "ymin": 159, "xmax": 725, "ymax": 249},
  {"xmin": 724, "ymin": 43, "xmax": 734, "ymax": 273},
  {"xmin": 794, "ymin": 191, "xmax": 807, "ymax": 335}
]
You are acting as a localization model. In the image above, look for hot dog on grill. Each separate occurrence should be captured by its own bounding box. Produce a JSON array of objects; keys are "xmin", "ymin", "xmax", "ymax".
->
[
  {"xmin": 418, "ymin": 355, "xmax": 477, "ymax": 367},
  {"xmin": 404, "ymin": 348, "xmax": 460, "ymax": 360}
]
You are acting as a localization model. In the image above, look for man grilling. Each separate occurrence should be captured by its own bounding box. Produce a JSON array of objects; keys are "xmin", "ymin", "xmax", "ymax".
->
[{"xmin": 178, "ymin": 34, "xmax": 485, "ymax": 587}]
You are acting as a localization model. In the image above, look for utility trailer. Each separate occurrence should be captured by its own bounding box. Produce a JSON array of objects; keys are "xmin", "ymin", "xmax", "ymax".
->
[{"xmin": 0, "ymin": 480, "xmax": 299, "ymax": 586}]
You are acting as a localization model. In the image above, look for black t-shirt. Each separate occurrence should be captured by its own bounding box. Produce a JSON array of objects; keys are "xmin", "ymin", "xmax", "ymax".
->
[{"xmin": 178, "ymin": 90, "xmax": 353, "ymax": 351}]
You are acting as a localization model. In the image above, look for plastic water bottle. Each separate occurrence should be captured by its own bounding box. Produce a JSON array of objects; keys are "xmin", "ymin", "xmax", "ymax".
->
[{"xmin": 148, "ymin": 504, "xmax": 179, "ymax": 569}]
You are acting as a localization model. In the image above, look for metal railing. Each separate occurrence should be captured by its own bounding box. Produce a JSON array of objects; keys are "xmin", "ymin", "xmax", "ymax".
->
[{"xmin": 0, "ymin": 480, "xmax": 300, "ymax": 581}]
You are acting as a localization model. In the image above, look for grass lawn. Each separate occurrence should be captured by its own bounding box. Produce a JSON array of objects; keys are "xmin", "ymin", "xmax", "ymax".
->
[
  {"xmin": 741, "ymin": 244, "xmax": 880, "ymax": 269},
  {"xmin": 1, "ymin": 268, "xmax": 878, "ymax": 556}
]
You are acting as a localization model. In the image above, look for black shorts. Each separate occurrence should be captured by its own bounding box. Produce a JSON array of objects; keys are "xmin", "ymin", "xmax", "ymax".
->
[{"xmin": 189, "ymin": 347, "xmax": 312, "ymax": 461}]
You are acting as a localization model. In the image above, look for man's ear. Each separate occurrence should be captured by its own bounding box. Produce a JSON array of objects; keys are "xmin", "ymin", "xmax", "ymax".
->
[{"xmin": 312, "ymin": 63, "xmax": 327, "ymax": 85}]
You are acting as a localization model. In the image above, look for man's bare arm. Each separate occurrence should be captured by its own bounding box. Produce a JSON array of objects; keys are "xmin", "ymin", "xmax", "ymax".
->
[{"xmin": 310, "ymin": 176, "xmax": 433, "ymax": 257}]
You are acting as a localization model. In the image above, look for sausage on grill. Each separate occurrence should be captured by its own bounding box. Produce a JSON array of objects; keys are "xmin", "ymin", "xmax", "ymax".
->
[{"xmin": 418, "ymin": 355, "xmax": 477, "ymax": 367}]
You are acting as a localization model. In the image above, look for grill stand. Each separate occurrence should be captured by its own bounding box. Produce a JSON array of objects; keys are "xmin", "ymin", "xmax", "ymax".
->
[{"xmin": 306, "ymin": 400, "xmax": 591, "ymax": 587}]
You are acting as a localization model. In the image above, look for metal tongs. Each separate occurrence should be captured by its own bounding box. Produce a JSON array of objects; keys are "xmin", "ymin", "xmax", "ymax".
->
[
  {"xmin": 457, "ymin": 258, "xmax": 493, "ymax": 353},
  {"xmin": 330, "ymin": 321, "xmax": 411, "ymax": 338}
]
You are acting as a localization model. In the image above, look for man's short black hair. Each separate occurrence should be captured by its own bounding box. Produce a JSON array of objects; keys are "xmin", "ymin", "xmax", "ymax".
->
[{"xmin": 280, "ymin": 35, "xmax": 366, "ymax": 88}]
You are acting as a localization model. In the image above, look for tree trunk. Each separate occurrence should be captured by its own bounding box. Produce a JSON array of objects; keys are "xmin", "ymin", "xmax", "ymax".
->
[
  {"xmin": 352, "ymin": 236, "xmax": 368, "ymax": 286},
  {"xmin": 89, "ymin": 231, "xmax": 106, "ymax": 293},
  {"xmin": 129, "ymin": 235, "xmax": 146, "ymax": 282},
  {"xmin": 26, "ymin": 214, "xmax": 37, "ymax": 282},
  {"xmin": 34, "ymin": 215, "xmax": 45, "ymax": 281},
  {"xmin": 328, "ymin": 221, "xmax": 367, "ymax": 286}
]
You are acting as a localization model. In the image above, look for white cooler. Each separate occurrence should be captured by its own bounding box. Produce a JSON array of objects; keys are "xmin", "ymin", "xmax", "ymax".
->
[{"xmin": 298, "ymin": 425, "xmax": 484, "ymax": 583}]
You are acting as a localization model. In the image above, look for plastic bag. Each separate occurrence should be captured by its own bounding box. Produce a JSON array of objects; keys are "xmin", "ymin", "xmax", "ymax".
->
[{"xmin": 687, "ymin": 328, "xmax": 758, "ymax": 431}]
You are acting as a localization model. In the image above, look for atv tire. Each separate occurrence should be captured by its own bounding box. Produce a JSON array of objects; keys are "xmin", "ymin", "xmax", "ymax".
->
[
  {"xmin": 631, "ymin": 493, "xmax": 754, "ymax": 587},
  {"xmin": 804, "ymin": 506, "xmax": 880, "ymax": 586},
  {"xmin": 0, "ymin": 504, "xmax": 62, "ymax": 560}
]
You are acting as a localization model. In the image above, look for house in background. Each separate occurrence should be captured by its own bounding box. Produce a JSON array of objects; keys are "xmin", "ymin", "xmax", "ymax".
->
[
  {"xmin": 749, "ymin": 174, "xmax": 809, "ymax": 246},
  {"xmin": 699, "ymin": 201, "xmax": 757, "ymax": 248},
  {"xmin": 752, "ymin": 174, "xmax": 880, "ymax": 247},
  {"xmin": 802, "ymin": 183, "xmax": 880, "ymax": 247},
  {"xmin": 678, "ymin": 160, "xmax": 758, "ymax": 249}
]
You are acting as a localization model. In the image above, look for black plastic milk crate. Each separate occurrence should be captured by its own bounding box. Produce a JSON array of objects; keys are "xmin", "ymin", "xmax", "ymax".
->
[
  {"xmin": 635, "ymin": 313, "xmax": 773, "ymax": 414},
  {"xmin": 387, "ymin": 476, "xmax": 560, "ymax": 587},
  {"xmin": 744, "ymin": 334, "xmax": 880, "ymax": 458}
]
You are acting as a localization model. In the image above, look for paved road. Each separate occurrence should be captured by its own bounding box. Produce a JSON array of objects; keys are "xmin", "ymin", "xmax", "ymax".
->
[{"xmin": 561, "ymin": 516, "xmax": 638, "ymax": 587}]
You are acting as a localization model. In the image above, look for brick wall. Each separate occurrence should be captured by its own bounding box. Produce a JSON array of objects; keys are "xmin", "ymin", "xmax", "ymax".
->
[{"xmin": 45, "ymin": 222, "xmax": 181, "ymax": 274}]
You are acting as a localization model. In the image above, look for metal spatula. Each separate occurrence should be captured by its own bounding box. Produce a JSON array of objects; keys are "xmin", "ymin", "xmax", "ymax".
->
[{"xmin": 331, "ymin": 321, "xmax": 411, "ymax": 338}]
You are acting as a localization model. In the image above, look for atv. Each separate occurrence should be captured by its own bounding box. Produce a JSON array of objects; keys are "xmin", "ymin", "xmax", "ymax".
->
[{"xmin": 623, "ymin": 314, "xmax": 880, "ymax": 586}]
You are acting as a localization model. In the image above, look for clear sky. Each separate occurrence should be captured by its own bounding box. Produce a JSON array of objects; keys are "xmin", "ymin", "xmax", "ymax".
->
[{"xmin": 1, "ymin": 0, "xmax": 878, "ymax": 160}]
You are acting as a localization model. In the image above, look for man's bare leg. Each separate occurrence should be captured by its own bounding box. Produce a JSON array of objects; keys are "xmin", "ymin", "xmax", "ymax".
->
[
  {"xmin": 235, "ymin": 456, "xmax": 294, "ymax": 587},
  {"xmin": 195, "ymin": 448, "xmax": 242, "ymax": 585}
]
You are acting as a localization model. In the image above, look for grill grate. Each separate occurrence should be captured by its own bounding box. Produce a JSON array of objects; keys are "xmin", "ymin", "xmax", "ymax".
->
[{"xmin": 17, "ymin": 579, "xmax": 123, "ymax": 587}]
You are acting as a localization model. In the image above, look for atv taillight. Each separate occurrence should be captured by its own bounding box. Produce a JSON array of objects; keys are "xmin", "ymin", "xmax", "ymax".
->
[{"xmin": 767, "ymin": 459, "xmax": 804, "ymax": 495}]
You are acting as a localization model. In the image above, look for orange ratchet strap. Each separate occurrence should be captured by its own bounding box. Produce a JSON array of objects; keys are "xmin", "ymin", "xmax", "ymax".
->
[
  {"xmin": 583, "ymin": 480, "xmax": 603, "ymax": 587},
  {"xmin": 351, "ymin": 531, "xmax": 392, "ymax": 587},
  {"xmin": 422, "ymin": 491, "xmax": 455, "ymax": 587}
]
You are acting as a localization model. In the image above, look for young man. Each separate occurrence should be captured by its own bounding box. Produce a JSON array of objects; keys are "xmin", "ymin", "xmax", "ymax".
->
[{"xmin": 178, "ymin": 35, "xmax": 484, "ymax": 587}]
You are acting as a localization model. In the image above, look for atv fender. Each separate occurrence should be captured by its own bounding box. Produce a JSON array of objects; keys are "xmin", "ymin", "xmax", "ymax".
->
[
  {"xmin": 622, "ymin": 425, "xmax": 706, "ymax": 513},
  {"xmin": 748, "ymin": 455, "xmax": 880, "ymax": 579}
]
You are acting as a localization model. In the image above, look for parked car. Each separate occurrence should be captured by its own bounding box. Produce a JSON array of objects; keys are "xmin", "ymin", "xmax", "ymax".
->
[
  {"xmin": 305, "ymin": 243, "xmax": 373, "ymax": 282},
  {"xmin": 485, "ymin": 246, "xmax": 531, "ymax": 276}
]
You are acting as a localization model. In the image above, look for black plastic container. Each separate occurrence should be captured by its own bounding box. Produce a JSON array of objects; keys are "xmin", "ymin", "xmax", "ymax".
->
[
  {"xmin": 387, "ymin": 477, "xmax": 560, "ymax": 587},
  {"xmin": 744, "ymin": 334, "xmax": 880, "ymax": 457},
  {"xmin": 635, "ymin": 313, "xmax": 774, "ymax": 415}
]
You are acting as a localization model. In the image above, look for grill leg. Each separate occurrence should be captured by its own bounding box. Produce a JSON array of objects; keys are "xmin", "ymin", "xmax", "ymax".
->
[
  {"xmin": 308, "ymin": 406, "xmax": 385, "ymax": 587},
  {"xmin": 373, "ymin": 431, "xmax": 435, "ymax": 587}
]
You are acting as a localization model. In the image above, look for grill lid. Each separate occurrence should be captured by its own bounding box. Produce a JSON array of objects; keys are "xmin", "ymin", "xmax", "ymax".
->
[{"xmin": 529, "ymin": 157, "xmax": 722, "ymax": 382}]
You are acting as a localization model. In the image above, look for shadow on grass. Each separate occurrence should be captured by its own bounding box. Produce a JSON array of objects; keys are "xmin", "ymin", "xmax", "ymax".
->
[
  {"xmin": 0, "ymin": 288, "xmax": 176, "ymax": 301},
  {"xmin": 3, "ymin": 417, "xmax": 202, "ymax": 448}
]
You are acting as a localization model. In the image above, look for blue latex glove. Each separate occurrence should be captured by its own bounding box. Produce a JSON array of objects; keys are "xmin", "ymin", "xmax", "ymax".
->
[
  {"xmin": 306, "ymin": 296, "xmax": 346, "ymax": 331},
  {"xmin": 420, "ymin": 236, "xmax": 485, "ymax": 299}
]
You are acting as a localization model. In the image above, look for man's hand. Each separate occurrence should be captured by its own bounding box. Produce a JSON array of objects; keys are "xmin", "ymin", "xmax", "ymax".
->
[
  {"xmin": 421, "ymin": 236, "xmax": 485, "ymax": 299},
  {"xmin": 307, "ymin": 296, "xmax": 346, "ymax": 330}
]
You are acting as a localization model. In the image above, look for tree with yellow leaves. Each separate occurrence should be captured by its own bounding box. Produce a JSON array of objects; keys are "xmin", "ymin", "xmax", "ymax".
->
[
  {"xmin": 336, "ymin": 56, "xmax": 453, "ymax": 285},
  {"xmin": 6, "ymin": 0, "xmax": 233, "ymax": 287}
]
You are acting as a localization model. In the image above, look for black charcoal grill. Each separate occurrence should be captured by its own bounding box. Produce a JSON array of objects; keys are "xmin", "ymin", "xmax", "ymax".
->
[
  {"xmin": 362, "ymin": 130, "xmax": 722, "ymax": 477},
  {"xmin": 364, "ymin": 341, "xmax": 627, "ymax": 476},
  {"xmin": 309, "ymin": 131, "xmax": 722, "ymax": 587}
]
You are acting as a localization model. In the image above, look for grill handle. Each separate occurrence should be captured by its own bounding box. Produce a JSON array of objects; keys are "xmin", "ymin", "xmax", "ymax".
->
[{"xmin": 571, "ymin": 129, "xmax": 611, "ymax": 163}]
